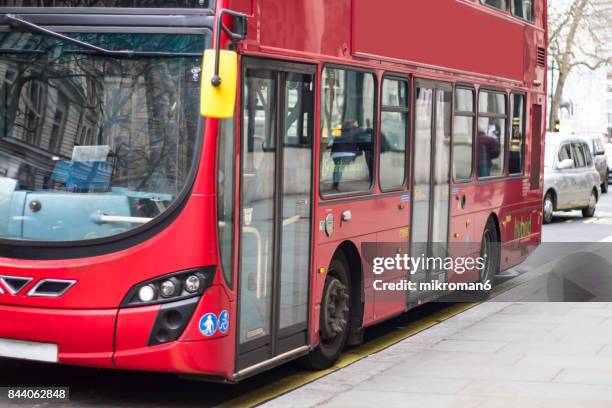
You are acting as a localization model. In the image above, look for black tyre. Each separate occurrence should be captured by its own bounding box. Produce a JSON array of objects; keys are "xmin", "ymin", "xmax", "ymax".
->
[
  {"xmin": 603, "ymin": 173, "xmax": 609, "ymax": 194},
  {"xmin": 543, "ymin": 192, "xmax": 554, "ymax": 224},
  {"xmin": 582, "ymin": 189, "xmax": 597, "ymax": 218},
  {"xmin": 478, "ymin": 218, "xmax": 500, "ymax": 298},
  {"xmin": 301, "ymin": 253, "xmax": 351, "ymax": 370}
]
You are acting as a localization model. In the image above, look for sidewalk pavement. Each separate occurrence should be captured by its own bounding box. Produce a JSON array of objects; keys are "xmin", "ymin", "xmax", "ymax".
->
[{"xmin": 262, "ymin": 301, "xmax": 612, "ymax": 408}]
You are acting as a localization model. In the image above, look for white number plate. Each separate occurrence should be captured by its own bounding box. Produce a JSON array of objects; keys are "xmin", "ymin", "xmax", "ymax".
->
[{"xmin": 0, "ymin": 338, "xmax": 58, "ymax": 363}]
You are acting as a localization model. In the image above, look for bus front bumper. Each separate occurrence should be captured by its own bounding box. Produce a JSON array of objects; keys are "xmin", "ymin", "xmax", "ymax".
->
[
  {"xmin": 0, "ymin": 285, "xmax": 233, "ymax": 377},
  {"xmin": 0, "ymin": 303, "xmax": 116, "ymax": 368}
]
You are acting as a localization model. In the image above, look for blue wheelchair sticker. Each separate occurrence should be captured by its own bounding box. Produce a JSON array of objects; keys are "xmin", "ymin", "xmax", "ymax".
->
[
  {"xmin": 218, "ymin": 310, "xmax": 230, "ymax": 334},
  {"xmin": 199, "ymin": 313, "xmax": 218, "ymax": 337}
]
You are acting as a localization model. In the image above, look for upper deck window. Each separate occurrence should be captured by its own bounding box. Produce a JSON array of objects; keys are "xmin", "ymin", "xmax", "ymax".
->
[
  {"xmin": 481, "ymin": 0, "xmax": 507, "ymax": 12},
  {"xmin": 511, "ymin": 0, "xmax": 534, "ymax": 21},
  {"xmin": 0, "ymin": 0, "xmax": 211, "ymax": 7}
]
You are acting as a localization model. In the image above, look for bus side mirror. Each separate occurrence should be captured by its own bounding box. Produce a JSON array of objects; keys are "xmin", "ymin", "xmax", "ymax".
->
[{"xmin": 200, "ymin": 49, "xmax": 238, "ymax": 119}]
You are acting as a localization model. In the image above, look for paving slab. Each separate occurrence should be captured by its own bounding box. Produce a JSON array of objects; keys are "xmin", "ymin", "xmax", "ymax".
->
[{"xmin": 262, "ymin": 302, "xmax": 612, "ymax": 408}]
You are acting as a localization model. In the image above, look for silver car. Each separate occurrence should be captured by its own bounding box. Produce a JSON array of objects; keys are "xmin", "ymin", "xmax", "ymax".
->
[
  {"xmin": 604, "ymin": 143, "xmax": 612, "ymax": 181},
  {"xmin": 577, "ymin": 133, "xmax": 609, "ymax": 193},
  {"xmin": 543, "ymin": 134, "xmax": 601, "ymax": 224}
]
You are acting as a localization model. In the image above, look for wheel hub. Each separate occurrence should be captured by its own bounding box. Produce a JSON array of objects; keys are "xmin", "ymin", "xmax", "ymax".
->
[{"xmin": 321, "ymin": 277, "xmax": 349, "ymax": 342}]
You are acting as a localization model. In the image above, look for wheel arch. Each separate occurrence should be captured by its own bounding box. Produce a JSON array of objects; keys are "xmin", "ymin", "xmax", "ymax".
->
[
  {"xmin": 487, "ymin": 212, "xmax": 501, "ymax": 241},
  {"xmin": 545, "ymin": 188, "xmax": 558, "ymax": 209}
]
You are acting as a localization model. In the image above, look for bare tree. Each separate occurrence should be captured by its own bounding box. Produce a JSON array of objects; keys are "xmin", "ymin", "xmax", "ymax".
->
[{"xmin": 548, "ymin": 0, "xmax": 611, "ymax": 130}]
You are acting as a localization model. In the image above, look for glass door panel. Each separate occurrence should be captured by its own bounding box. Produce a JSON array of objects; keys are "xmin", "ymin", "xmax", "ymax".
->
[
  {"xmin": 410, "ymin": 86, "xmax": 433, "ymax": 286},
  {"xmin": 237, "ymin": 61, "xmax": 315, "ymax": 370},
  {"xmin": 431, "ymin": 89, "xmax": 452, "ymax": 248},
  {"xmin": 279, "ymin": 73, "xmax": 313, "ymax": 333},
  {"xmin": 239, "ymin": 69, "xmax": 277, "ymax": 346},
  {"xmin": 409, "ymin": 83, "xmax": 452, "ymax": 298}
]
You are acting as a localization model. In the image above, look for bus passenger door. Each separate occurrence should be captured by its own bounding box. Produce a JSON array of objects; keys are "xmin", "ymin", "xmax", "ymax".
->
[
  {"xmin": 408, "ymin": 81, "xmax": 452, "ymax": 302},
  {"xmin": 236, "ymin": 59, "xmax": 315, "ymax": 372}
]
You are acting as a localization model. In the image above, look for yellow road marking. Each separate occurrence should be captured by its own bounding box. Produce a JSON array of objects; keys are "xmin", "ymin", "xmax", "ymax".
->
[
  {"xmin": 565, "ymin": 219, "xmax": 575, "ymax": 223},
  {"xmin": 217, "ymin": 302, "xmax": 479, "ymax": 408}
]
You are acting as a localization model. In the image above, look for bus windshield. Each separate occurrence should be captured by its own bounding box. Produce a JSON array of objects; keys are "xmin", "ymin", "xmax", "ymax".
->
[{"xmin": 0, "ymin": 32, "xmax": 205, "ymax": 242}]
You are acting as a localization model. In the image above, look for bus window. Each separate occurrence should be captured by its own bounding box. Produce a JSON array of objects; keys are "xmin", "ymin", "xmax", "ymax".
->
[
  {"xmin": 453, "ymin": 88, "xmax": 475, "ymax": 181},
  {"xmin": 511, "ymin": 0, "xmax": 534, "ymax": 21},
  {"xmin": 477, "ymin": 90, "xmax": 506, "ymax": 178},
  {"xmin": 217, "ymin": 118, "xmax": 235, "ymax": 287},
  {"xmin": 481, "ymin": 0, "xmax": 508, "ymax": 11},
  {"xmin": 509, "ymin": 93, "xmax": 525, "ymax": 174},
  {"xmin": 379, "ymin": 78, "xmax": 409, "ymax": 191},
  {"xmin": 320, "ymin": 68, "xmax": 376, "ymax": 196}
]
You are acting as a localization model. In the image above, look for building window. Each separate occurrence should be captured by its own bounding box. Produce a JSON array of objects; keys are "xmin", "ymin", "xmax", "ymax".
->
[
  {"xmin": 453, "ymin": 88, "xmax": 475, "ymax": 181},
  {"xmin": 379, "ymin": 77, "xmax": 409, "ymax": 191},
  {"xmin": 48, "ymin": 92, "xmax": 69, "ymax": 154},
  {"xmin": 22, "ymin": 81, "xmax": 46, "ymax": 146},
  {"xmin": 481, "ymin": 0, "xmax": 507, "ymax": 11},
  {"xmin": 511, "ymin": 0, "xmax": 533, "ymax": 21},
  {"xmin": 477, "ymin": 90, "xmax": 506, "ymax": 178},
  {"xmin": 509, "ymin": 93, "xmax": 525, "ymax": 174},
  {"xmin": 320, "ymin": 67, "xmax": 375, "ymax": 196}
]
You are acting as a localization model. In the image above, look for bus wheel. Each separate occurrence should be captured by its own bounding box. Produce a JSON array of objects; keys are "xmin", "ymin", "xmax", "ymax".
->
[
  {"xmin": 302, "ymin": 254, "xmax": 351, "ymax": 370},
  {"xmin": 479, "ymin": 218, "xmax": 500, "ymax": 297}
]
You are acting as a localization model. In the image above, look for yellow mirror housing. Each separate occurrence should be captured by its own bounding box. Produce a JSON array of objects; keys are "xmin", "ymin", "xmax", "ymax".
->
[{"xmin": 200, "ymin": 49, "xmax": 238, "ymax": 119}]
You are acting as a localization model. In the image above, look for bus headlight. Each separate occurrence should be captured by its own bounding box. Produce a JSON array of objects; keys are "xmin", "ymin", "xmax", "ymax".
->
[
  {"xmin": 160, "ymin": 278, "xmax": 181, "ymax": 298},
  {"xmin": 184, "ymin": 274, "xmax": 204, "ymax": 293},
  {"xmin": 138, "ymin": 284, "xmax": 157, "ymax": 302},
  {"xmin": 121, "ymin": 267, "xmax": 215, "ymax": 307}
]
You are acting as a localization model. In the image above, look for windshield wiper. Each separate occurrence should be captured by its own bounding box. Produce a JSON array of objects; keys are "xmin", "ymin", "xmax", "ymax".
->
[{"xmin": 4, "ymin": 14, "xmax": 201, "ymax": 58}]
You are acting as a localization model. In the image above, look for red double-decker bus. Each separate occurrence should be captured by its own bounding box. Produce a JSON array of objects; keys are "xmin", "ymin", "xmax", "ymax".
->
[{"xmin": 0, "ymin": 0, "xmax": 547, "ymax": 381}]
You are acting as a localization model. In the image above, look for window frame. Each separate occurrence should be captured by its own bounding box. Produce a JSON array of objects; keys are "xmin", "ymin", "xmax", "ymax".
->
[
  {"xmin": 480, "ymin": 0, "xmax": 509, "ymax": 13},
  {"xmin": 557, "ymin": 142, "xmax": 573, "ymax": 165},
  {"xmin": 508, "ymin": 92, "xmax": 526, "ymax": 176},
  {"xmin": 319, "ymin": 63, "xmax": 378, "ymax": 200},
  {"xmin": 378, "ymin": 73, "xmax": 410, "ymax": 193},
  {"xmin": 476, "ymin": 88, "xmax": 508, "ymax": 180},
  {"xmin": 452, "ymin": 84, "xmax": 476, "ymax": 183},
  {"xmin": 510, "ymin": 0, "xmax": 534, "ymax": 22},
  {"xmin": 479, "ymin": 0, "xmax": 535, "ymax": 23}
]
